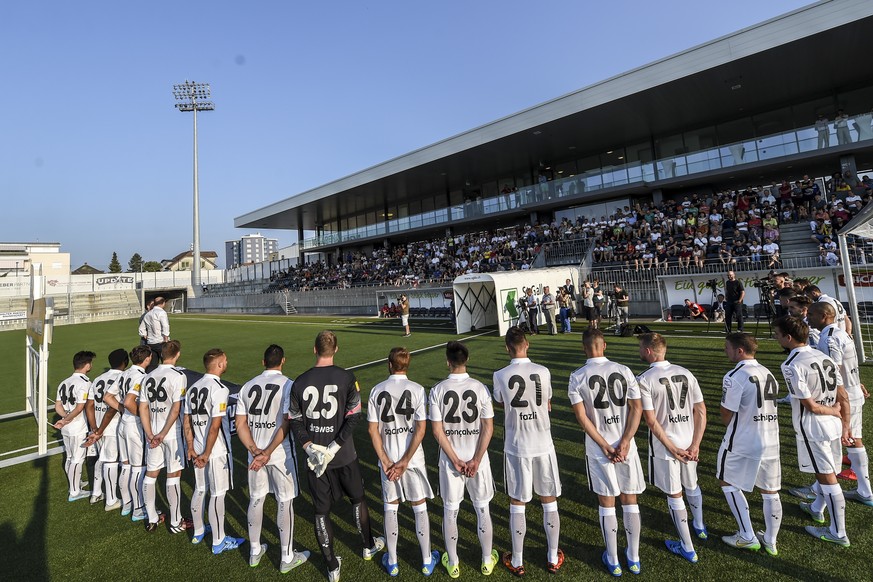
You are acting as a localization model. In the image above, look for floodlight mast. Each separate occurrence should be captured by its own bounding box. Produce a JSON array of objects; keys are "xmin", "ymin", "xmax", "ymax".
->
[{"xmin": 173, "ymin": 80, "xmax": 214, "ymax": 293}]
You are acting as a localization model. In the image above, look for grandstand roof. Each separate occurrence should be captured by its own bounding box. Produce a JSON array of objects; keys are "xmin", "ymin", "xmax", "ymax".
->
[{"xmin": 236, "ymin": 0, "xmax": 873, "ymax": 234}]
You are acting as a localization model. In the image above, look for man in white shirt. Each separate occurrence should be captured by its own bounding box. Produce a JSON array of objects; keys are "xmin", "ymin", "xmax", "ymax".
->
[
  {"xmin": 541, "ymin": 286, "xmax": 557, "ymax": 335},
  {"xmin": 184, "ymin": 348, "xmax": 245, "ymax": 554},
  {"xmin": 429, "ymin": 341, "xmax": 497, "ymax": 578},
  {"xmin": 139, "ymin": 339, "xmax": 192, "ymax": 534},
  {"xmin": 493, "ymin": 327, "xmax": 563, "ymax": 575},
  {"xmin": 717, "ymin": 333, "xmax": 783, "ymax": 555},
  {"xmin": 774, "ymin": 316, "xmax": 850, "ymax": 546},
  {"xmin": 367, "ymin": 348, "xmax": 437, "ymax": 577},
  {"xmin": 138, "ymin": 296, "xmax": 170, "ymax": 372},
  {"xmin": 808, "ymin": 303, "xmax": 872, "ymax": 505},
  {"xmin": 637, "ymin": 333, "xmax": 707, "ymax": 564},
  {"xmin": 805, "ymin": 285, "xmax": 852, "ymax": 336},
  {"xmin": 236, "ymin": 344, "xmax": 309, "ymax": 572},
  {"xmin": 569, "ymin": 329, "xmax": 644, "ymax": 576},
  {"xmin": 54, "ymin": 351, "xmax": 96, "ymax": 502},
  {"xmin": 84, "ymin": 348, "xmax": 129, "ymax": 510}
]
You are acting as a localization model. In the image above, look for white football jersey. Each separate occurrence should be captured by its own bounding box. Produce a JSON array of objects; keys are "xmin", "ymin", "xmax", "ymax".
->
[
  {"xmin": 781, "ymin": 346, "xmax": 843, "ymax": 442},
  {"xmin": 118, "ymin": 365, "xmax": 146, "ymax": 425},
  {"xmin": 237, "ymin": 369, "xmax": 293, "ymax": 464},
  {"xmin": 88, "ymin": 369, "xmax": 124, "ymax": 433},
  {"xmin": 817, "ymin": 295, "xmax": 847, "ymax": 331},
  {"xmin": 367, "ymin": 375, "xmax": 427, "ymax": 469},
  {"xmin": 568, "ymin": 357, "xmax": 641, "ymax": 460},
  {"xmin": 493, "ymin": 358, "xmax": 554, "ymax": 457},
  {"xmin": 429, "ymin": 373, "xmax": 494, "ymax": 462},
  {"xmin": 186, "ymin": 373, "xmax": 231, "ymax": 459},
  {"xmin": 56, "ymin": 373, "xmax": 91, "ymax": 436},
  {"xmin": 139, "ymin": 364, "xmax": 186, "ymax": 440},
  {"xmin": 720, "ymin": 359, "xmax": 780, "ymax": 459},
  {"xmin": 818, "ymin": 324, "xmax": 862, "ymax": 403},
  {"xmin": 637, "ymin": 361, "xmax": 704, "ymax": 460}
]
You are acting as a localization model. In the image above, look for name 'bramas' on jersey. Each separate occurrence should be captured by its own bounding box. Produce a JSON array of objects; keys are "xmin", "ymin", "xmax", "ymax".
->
[{"xmin": 287, "ymin": 365, "xmax": 360, "ymax": 467}]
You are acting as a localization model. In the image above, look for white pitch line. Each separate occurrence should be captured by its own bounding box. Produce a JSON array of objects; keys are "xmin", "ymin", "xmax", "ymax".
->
[
  {"xmin": 176, "ymin": 316, "xmax": 451, "ymax": 330},
  {"xmin": 348, "ymin": 330, "xmax": 494, "ymax": 370}
]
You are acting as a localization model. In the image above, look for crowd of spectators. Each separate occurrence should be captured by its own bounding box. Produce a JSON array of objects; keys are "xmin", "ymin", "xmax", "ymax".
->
[{"xmin": 264, "ymin": 172, "xmax": 872, "ymax": 292}]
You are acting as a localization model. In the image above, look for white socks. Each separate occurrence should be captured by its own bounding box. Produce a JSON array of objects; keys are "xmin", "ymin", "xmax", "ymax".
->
[
  {"xmin": 722, "ymin": 485, "xmax": 753, "ymax": 540},
  {"xmin": 848, "ymin": 446, "xmax": 871, "ymax": 498},
  {"xmin": 668, "ymin": 496, "xmax": 694, "ymax": 552},
  {"xmin": 542, "ymin": 501, "xmax": 560, "ymax": 564},
  {"xmin": 384, "ymin": 503, "xmax": 399, "ymax": 563},
  {"xmin": 509, "ymin": 504, "xmax": 526, "ymax": 568}
]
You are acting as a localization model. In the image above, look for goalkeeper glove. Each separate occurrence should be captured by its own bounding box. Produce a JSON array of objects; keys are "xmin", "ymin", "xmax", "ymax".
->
[
  {"xmin": 312, "ymin": 441, "xmax": 341, "ymax": 478},
  {"xmin": 305, "ymin": 443, "xmax": 326, "ymax": 472}
]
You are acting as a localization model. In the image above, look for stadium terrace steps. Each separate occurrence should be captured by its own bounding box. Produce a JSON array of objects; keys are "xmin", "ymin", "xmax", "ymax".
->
[
  {"xmin": 777, "ymin": 222, "xmax": 824, "ymax": 259},
  {"xmin": 0, "ymin": 290, "xmax": 141, "ymax": 331}
]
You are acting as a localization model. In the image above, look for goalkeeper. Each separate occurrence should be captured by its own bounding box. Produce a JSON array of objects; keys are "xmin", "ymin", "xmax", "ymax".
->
[{"xmin": 287, "ymin": 331, "xmax": 385, "ymax": 582}]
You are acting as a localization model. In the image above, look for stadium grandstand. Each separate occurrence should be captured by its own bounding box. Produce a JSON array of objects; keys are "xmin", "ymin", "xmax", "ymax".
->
[{"xmin": 225, "ymin": 0, "xmax": 873, "ymax": 319}]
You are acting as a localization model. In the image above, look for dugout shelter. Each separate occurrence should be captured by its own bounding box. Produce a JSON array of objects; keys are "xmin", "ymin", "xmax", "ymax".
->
[{"xmin": 452, "ymin": 267, "xmax": 576, "ymax": 336}]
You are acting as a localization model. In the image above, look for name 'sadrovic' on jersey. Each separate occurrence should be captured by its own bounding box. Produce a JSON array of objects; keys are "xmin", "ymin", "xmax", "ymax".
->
[
  {"xmin": 720, "ymin": 359, "xmax": 780, "ymax": 459},
  {"xmin": 781, "ymin": 346, "xmax": 843, "ymax": 442},
  {"xmin": 288, "ymin": 365, "xmax": 361, "ymax": 468},
  {"xmin": 56, "ymin": 373, "xmax": 91, "ymax": 436},
  {"xmin": 139, "ymin": 364, "xmax": 187, "ymax": 441},
  {"xmin": 367, "ymin": 375, "xmax": 427, "ymax": 469},
  {"xmin": 637, "ymin": 361, "xmax": 704, "ymax": 460},
  {"xmin": 186, "ymin": 373, "xmax": 231, "ymax": 459},
  {"xmin": 568, "ymin": 357, "xmax": 641, "ymax": 459},
  {"xmin": 237, "ymin": 370, "xmax": 294, "ymax": 463},
  {"xmin": 492, "ymin": 358, "xmax": 554, "ymax": 457},
  {"xmin": 818, "ymin": 324, "xmax": 862, "ymax": 404},
  {"xmin": 118, "ymin": 366, "xmax": 146, "ymax": 425},
  {"xmin": 88, "ymin": 369, "xmax": 124, "ymax": 432},
  {"xmin": 429, "ymin": 374, "xmax": 494, "ymax": 463}
]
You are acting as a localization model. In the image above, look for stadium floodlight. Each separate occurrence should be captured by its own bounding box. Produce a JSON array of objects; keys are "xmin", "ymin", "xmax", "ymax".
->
[{"xmin": 173, "ymin": 80, "xmax": 215, "ymax": 293}]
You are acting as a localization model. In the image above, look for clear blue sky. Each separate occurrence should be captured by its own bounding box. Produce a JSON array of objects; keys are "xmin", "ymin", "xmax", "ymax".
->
[{"xmin": 0, "ymin": 0, "xmax": 811, "ymax": 270}]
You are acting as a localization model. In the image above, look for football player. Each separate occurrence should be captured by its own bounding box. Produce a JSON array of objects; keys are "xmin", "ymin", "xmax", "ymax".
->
[{"xmin": 53, "ymin": 351, "xmax": 96, "ymax": 502}]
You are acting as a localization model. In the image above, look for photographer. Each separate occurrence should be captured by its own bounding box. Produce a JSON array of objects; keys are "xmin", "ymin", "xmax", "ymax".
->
[
  {"xmin": 613, "ymin": 284, "xmax": 629, "ymax": 327},
  {"xmin": 399, "ymin": 294, "xmax": 411, "ymax": 337},
  {"xmin": 724, "ymin": 271, "xmax": 745, "ymax": 333},
  {"xmin": 684, "ymin": 298, "xmax": 709, "ymax": 321}
]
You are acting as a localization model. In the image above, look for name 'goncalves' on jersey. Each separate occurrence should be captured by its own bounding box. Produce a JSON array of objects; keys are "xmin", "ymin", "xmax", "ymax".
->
[{"xmin": 288, "ymin": 365, "xmax": 361, "ymax": 467}]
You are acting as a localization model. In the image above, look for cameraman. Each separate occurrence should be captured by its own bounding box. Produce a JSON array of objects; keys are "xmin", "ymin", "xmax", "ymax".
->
[
  {"xmin": 613, "ymin": 284, "xmax": 629, "ymax": 327},
  {"xmin": 399, "ymin": 294, "xmax": 411, "ymax": 337},
  {"xmin": 724, "ymin": 270, "xmax": 745, "ymax": 333}
]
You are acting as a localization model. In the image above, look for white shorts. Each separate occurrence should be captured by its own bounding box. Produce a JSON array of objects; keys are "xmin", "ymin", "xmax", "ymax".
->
[
  {"xmin": 797, "ymin": 437, "xmax": 841, "ymax": 475},
  {"xmin": 850, "ymin": 399, "xmax": 864, "ymax": 440},
  {"xmin": 401, "ymin": 314, "xmax": 409, "ymax": 326},
  {"xmin": 586, "ymin": 450, "xmax": 646, "ymax": 497},
  {"xmin": 62, "ymin": 432, "xmax": 88, "ymax": 464},
  {"xmin": 381, "ymin": 465, "xmax": 434, "ymax": 503},
  {"xmin": 119, "ymin": 421, "xmax": 146, "ymax": 465},
  {"xmin": 98, "ymin": 434, "xmax": 119, "ymax": 463},
  {"xmin": 146, "ymin": 438, "xmax": 185, "ymax": 473},
  {"xmin": 249, "ymin": 457, "xmax": 299, "ymax": 502},
  {"xmin": 195, "ymin": 454, "xmax": 232, "ymax": 495},
  {"xmin": 648, "ymin": 457, "xmax": 698, "ymax": 495},
  {"xmin": 504, "ymin": 450, "xmax": 561, "ymax": 502},
  {"xmin": 439, "ymin": 457, "xmax": 494, "ymax": 509},
  {"xmin": 716, "ymin": 447, "xmax": 781, "ymax": 492}
]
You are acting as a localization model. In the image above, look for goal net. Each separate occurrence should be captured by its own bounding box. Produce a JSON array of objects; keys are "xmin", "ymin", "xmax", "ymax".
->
[{"xmin": 837, "ymin": 202, "xmax": 873, "ymax": 363}]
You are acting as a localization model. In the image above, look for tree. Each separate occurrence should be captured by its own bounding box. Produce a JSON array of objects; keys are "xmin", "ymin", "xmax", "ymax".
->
[
  {"xmin": 128, "ymin": 253, "xmax": 143, "ymax": 272},
  {"xmin": 109, "ymin": 252, "xmax": 122, "ymax": 273},
  {"xmin": 142, "ymin": 261, "xmax": 163, "ymax": 272}
]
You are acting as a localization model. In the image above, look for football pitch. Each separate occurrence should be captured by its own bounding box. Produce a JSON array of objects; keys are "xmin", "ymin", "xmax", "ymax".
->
[{"xmin": 0, "ymin": 314, "xmax": 870, "ymax": 581}]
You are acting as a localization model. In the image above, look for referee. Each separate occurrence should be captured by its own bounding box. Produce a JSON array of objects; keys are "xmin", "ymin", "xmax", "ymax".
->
[{"xmin": 287, "ymin": 331, "xmax": 384, "ymax": 581}]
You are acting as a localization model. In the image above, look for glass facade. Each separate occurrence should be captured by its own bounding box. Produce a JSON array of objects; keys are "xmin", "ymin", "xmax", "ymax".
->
[{"xmin": 302, "ymin": 97, "xmax": 873, "ymax": 250}]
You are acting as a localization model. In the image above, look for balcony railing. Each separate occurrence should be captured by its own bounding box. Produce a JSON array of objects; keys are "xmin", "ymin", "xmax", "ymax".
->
[{"xmin": 303, "ymin": 111, "xmax": 873, "ymax": 250}]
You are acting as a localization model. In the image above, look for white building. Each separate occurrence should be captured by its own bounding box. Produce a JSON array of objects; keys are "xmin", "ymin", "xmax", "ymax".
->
[
  {"xmin": 0, "ymin": 242, "xmax": 70, "ymax": 279},
  {"xmin": 225, "ymin": 233, "xmax": 278, "ymax": 269}
]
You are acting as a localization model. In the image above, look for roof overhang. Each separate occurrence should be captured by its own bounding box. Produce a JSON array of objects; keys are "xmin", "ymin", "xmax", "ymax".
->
[{"xmin": 236, "ymin": 0, "xmax": 873, "ymax": 232}]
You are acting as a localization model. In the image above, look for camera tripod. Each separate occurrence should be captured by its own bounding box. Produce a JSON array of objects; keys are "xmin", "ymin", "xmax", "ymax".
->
[{"xmin": 754, "ymin": 284, "xmax": 778, "ymax": 336}]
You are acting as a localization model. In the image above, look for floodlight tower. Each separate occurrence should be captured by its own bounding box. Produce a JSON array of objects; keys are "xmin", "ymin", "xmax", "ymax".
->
[{"xmin": 173, "ymin": 80, "xmax": 214, "ymax": 293}]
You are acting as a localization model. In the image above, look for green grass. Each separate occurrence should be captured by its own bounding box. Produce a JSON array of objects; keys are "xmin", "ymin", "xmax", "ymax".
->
[{"xmin": 0, "ymin": 314, "xmax": 870, "ymax": 581}]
